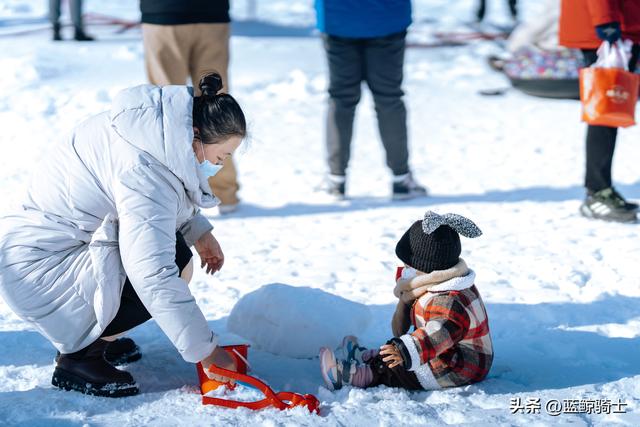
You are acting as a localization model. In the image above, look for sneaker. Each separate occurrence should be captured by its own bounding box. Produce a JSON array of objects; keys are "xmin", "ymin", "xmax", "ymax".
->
[
  {"xmin": 581, "ymin": 187, "xmax": 639, "ymax": 223},
  {"xmin": 392, "ymin": 173, "xmax": 428, "ymax": 200},
  {"xmin": 319, "ymin": 347, "xmax": 373, "ymax": 390},
  {"xmin": 336, "ymin": 335, "xmax": 370, "ymax": 365},
  {"xmin": 52, "ymin": 339, "xmax": 139, "ymax": 398},
  {"xmin": 319, "ymin": 347, "xmax": 353, "ymax": 391},
  {"xmin": 609, "ymin": 188, "xmax": 639, "ymax": 211},
  {"xmin": 317, "ymin": 175, "xmax": 346, "ymax": 200}
]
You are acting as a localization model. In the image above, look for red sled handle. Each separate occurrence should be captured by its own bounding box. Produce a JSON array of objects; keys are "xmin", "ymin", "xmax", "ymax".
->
[{"xmin": 201, "ymin": 364, "xmax": 320, "ymax": 414}]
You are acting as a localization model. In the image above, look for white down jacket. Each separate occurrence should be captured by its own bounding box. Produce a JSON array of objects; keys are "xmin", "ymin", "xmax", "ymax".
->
[{"xmin": 0, "ymin": 85, "xmax": 220, "ymax": 363}]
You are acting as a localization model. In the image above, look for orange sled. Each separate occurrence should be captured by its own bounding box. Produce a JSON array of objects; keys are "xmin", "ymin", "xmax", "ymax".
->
[{"xmin": 196, "ymin": 345, "xmax": 320, "ymax": 414}]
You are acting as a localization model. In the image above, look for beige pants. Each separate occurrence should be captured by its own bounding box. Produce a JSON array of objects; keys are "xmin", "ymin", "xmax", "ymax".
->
[{"xmin": 142, "ymin": 22, "xmax": 240, "ymax": 205}]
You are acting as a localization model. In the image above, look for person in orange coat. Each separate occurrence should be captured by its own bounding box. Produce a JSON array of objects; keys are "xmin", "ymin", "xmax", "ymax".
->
[{"xmin": 559, "ymin": 0, "xmax": 640, "ymax": 223}]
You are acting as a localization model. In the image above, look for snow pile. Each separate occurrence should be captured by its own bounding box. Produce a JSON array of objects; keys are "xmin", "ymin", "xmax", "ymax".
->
[{"xmin": 227, "ymin": 284, "xmax": 371, "ymax": 358}]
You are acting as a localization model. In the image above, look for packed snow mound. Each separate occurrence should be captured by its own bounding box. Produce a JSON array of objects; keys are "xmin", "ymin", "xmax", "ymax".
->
[{"xmin": 227, "ymin": 284, "xmax": 371, "ymax": 358}]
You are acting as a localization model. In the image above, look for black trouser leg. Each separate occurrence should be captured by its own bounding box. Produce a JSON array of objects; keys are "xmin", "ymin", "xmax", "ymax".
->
[
  {"xmin": 366, "ymin": 354, "xmax": 423, "ymax": 390},
  {"xmin": 581, "ymin": 46, "xmax": 639, "ymax": 192},
  {"xmin": 363, "ymin": 31, "xmax": 410, "ymax": 176},
  {"xmin": 100, "ymin": 231, "xmax": 192, "ymax": 337},
  {"xmin": 508, "ymin": 0, "xmax": 518, "ymax": 19},
  {"xmin": 324, "ymin": 34, "xmax": 364, "ymax": 176},
  {"xmin": 70, "ymin": 0, "xmax": 83, "ymax": 29},
  {"xmin": 476, "ymin": 0, "xmax": 486, "ymax": 21},
  {"xmin": 585, "ymin": 125, "xmax": 618, "ymax": 191},
  {"xmin": 49, "ymin": 0, "xmax": 61, "ymax": 24}
]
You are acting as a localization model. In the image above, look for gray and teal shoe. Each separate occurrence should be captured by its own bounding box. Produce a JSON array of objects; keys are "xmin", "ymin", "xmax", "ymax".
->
[
  {"xmin": 319, "ymin": 347, "xmax": 354, "ymax": 390},
  {"xmin": 336, "ymin": 335, "xmax": 369, "ymax": 365},
  {"xmin": 320, "ymin": 345, "xmax": 375, "ymax": 390}
]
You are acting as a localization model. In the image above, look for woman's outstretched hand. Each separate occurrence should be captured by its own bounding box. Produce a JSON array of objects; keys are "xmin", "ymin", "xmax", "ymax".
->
[
  {"xmin": 194, "ymin": 232, "xmax": 224, "ymax": 274},
  {"xmin": 201, "ymin": 346, "xmax": 238, "ymax": 383}
]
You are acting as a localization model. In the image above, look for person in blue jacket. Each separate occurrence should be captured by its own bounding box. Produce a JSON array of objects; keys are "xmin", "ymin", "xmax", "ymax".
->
[{"xmin": 315, "ymin": 0, "xmax": 427, "ymax": 200}]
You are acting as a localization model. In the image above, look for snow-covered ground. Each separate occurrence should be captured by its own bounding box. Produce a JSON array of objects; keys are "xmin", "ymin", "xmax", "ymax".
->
[{"xmin": 1, "ymin": 0, "xmax": 639, "ymax": 426}]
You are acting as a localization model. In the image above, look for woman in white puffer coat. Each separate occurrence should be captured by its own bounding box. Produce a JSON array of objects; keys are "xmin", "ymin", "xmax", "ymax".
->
[{"xmin": 0, "ymin": 73, "xmax": 244, "ymax": 397}]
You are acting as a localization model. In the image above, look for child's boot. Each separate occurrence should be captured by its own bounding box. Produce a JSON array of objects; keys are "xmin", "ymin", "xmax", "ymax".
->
[{"xmin": 319, "ymin": 347, "xmax": 373, "ymax": 390}]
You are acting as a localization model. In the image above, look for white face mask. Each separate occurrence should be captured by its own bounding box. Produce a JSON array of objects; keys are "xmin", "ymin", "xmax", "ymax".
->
[{"xmin": 196, "ymin": 141, "xmax": 223, "ymax": 194}]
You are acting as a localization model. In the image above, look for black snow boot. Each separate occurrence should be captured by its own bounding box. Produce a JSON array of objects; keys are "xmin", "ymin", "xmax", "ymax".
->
[
  {"xmin": 104, "ymin": 337, "xmax": 142, "ymax": 366},
  {"xmin": 52, "ymin": 23, "xmax": 62, "ymax": 41},
  {"xmin": 74, "ymin": 27, "xmax": 95, "ymax": 42},
  {"xmin": 52, "ymin": 339, "xmax": 139, "ymax": 398},
  {"xmin": 55, "ymin": 337, "xmax": 142, "ymax": 367}
]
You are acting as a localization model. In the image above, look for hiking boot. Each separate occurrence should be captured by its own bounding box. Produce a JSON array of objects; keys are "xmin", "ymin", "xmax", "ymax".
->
[
  {"xmin": 580, "ymin": 187, "xmax": 639, "ymax": 223},
  {"xmin": 317, "ymin": 175, "xmax": 346, "ymax": 200},
  {"xmin": 319, "ymin": 347, "xmax": 373, "ymax": 390},
  {"xmin": 74, "ymin": 27, "xmax": 95, "ymax": 42},
  {"xmin": 52, "ymin": 339, "xmax": 139, "ymax": 398},
  {"xmin": 55, "ymin": 337, "xmax": 142, "ymax": 367},
  {"xmin": 392, "ymin": 173, "xmax": 428, "ymax": 200}
]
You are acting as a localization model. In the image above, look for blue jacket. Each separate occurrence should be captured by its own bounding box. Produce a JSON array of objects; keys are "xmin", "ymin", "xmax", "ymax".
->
[{"xmin": 315, "ymin": 0, "xmax": 412, "ymax": 38}]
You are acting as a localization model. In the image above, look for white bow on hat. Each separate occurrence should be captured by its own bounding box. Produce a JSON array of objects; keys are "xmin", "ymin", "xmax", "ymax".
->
[{"xmin": 421, "ymin": 211, "xmax": 483, "ymax": 238}]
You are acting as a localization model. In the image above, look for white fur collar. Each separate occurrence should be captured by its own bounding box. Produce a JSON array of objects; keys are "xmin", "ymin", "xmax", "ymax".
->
[{"xmin": 427, "ymin": 270, "xmax": 476, "ymax": 292}]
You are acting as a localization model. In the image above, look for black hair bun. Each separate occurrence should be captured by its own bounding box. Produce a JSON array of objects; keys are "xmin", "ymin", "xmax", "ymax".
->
[{"xmin": 199, "ymin": 72, "xmax": 223, "ymax": 97}]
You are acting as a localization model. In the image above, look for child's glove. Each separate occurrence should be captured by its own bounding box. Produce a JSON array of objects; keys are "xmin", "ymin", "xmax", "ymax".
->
[
  {"xmin": 596, "ymin": 22, "xmax": 621, "ymax": 43},
  {"xmin": 391, "ymin": 300, "xmax": 412, "ymax": 337}
]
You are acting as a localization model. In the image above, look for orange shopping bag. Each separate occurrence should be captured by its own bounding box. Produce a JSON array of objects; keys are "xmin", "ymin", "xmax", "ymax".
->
[{"xmin": 580, "ymin": 40, "xmax": 640, "ymax": 128}]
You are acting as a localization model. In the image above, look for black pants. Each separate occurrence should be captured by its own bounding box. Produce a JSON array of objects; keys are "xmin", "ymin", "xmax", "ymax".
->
[
  {"xmin": 367, "ymin": 354, "xmax": 423, "ymax": 390},
  {"xmin": 581, "ymin": 45, "xmax": 640, "ymax": 192},
  {"xmin": 100, "ymin": 232, "xmax": 192, "ymax": 337},
  {"xmin": 477, "ymin": 0, "xmax": 517, "ymax": 21},
  {"xmin": 323, "ymin": 31, "xmax": 410, "ymax": 177}
]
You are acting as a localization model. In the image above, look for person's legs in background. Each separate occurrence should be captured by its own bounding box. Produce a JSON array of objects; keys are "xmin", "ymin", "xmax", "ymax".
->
[
  {"xmin": 190, "ymin": 23, "xmax": 241, "ymax": 211},
  {"xmin": 142, "ymin": 23, "xmax": 191, "ymax": 86},
  {"xmin": 580, "ymin": 48, "xmax": 639, "ymax": 222},
  {"xmin": 70, "ymin": 0, "xmax": 93, "ymax": 41},
  {"xmin": 323, "ymin": 34, "xmax": 364, "ymax": 198},
  {"xmin": 476, "ymin": 0, "xmax": 517, "ymax": 23},
  {"xmin": 49, "ymin": 0, "xmax": 62, "ymax": 41},
  {"xmin": 476, "ymin": 0, "xmax": 486, "ymax": 22},
  {"xmin": 50, "ymin": 0, "xmax": 93, "ymax": 41},
  {"xmin": 364, "ymin": 31, "xmax": 426, "ymax": 200},
  {"xmin": 508, "ymin": 0, "xmax": 518, "ymax": 20}
]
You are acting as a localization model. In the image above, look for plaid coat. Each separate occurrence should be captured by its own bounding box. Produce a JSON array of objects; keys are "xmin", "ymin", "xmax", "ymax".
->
[{"xmin": 397, "ymin": 270, "xmax": 493, "ymax": 389}]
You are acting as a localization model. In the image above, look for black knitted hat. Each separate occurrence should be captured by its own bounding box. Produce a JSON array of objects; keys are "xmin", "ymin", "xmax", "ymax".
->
[{"xmin": 395, "ymin": 212, "xmax": 482, "ymax": 274}]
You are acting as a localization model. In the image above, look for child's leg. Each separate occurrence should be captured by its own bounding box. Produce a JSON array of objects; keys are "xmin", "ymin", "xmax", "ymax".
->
[{"xmin": 366, "ymin": 354, "xmax": 423, "ymax": 390}]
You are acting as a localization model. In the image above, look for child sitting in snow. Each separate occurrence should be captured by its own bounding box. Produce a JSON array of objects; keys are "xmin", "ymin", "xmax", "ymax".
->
[{"xmin": 320, "ymin": 211, "xmax": 493, "ymax": 391}]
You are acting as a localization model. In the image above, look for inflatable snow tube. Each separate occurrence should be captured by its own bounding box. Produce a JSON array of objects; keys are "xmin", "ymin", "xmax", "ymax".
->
[{"xmin": 509, "ymin": 77, "xmax": 580, "ymax": 100}]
